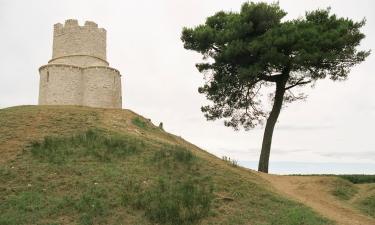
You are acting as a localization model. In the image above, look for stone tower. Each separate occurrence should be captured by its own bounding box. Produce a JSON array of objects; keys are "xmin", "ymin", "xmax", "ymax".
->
[{"xmin": 38, "ymin": 19, "xmax": 122, "ymax": 108}]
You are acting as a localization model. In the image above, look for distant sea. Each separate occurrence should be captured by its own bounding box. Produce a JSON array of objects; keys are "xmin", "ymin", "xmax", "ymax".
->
[{"xmin": 239, "ymin": 161, "xmax": 375, "ymax": 175}]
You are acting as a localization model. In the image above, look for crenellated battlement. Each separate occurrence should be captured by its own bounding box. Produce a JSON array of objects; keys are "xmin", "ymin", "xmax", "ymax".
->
[
  {"xmin": 52, "ymin": 19, "xmax": 107, "ymax": 61},
  {"xmin": 53, "ymin": 19, "xmax": 106, "ymax": 36},
  {"xmin": 84, "ymin": 21, "xmax": 98, "ymax": 28}
]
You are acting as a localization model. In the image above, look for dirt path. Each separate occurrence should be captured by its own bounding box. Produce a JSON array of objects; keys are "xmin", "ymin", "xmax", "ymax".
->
[{"xmin": 260, "ymin": 174, "xmax": 375, "ymax": 225}]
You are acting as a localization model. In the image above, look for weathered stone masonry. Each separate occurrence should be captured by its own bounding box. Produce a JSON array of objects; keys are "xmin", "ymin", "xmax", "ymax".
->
[{"xmin": 38, "ymin": 19, "xmax": 122, "ymax": 108}]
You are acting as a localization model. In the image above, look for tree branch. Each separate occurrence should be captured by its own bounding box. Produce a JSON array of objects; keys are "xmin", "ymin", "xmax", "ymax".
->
[
  {"xmin": 211, "ymin": 45, "xmax": 221, "ymax": 52},
  {"xmin": 284, "ymin": 79, "xmax": 312, "ymax": 90},
  {"xmin": 259, "ymin": 73, "xmax": 283, "ymax": 82}
]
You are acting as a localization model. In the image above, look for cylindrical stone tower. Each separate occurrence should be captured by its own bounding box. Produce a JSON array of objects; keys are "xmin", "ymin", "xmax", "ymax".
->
[{"xmin": 38, "ymin": 19, "xmax": 122, "ymax": 108}]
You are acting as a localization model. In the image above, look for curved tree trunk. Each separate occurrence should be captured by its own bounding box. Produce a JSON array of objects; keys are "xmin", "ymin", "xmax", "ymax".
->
[{"xmin": 258, "ymin": 77, "xmax": 288, "ymax": 173}]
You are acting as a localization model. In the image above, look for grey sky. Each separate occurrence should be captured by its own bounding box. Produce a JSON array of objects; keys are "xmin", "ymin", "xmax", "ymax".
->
[{"xmin": 0, "ymin": 0, "xmax": 374, "ymax": 173}]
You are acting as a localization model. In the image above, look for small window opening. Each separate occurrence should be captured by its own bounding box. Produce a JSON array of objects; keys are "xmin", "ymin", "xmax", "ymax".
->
[{"xmin": 47, "ymin": 71, "xmax": 50, "ymax": 82}]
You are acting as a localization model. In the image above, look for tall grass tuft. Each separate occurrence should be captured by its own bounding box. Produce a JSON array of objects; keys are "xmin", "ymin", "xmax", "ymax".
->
[
  {"xmin": 358, "ymin": 195, "xmax": 375, "ymax": 218},
  {"xmin": 331, "ymin": 178, "xmax": 358, "ymax": 200},
  {"xmin": 121, "ymin": 177, "xmax": 214, "ymax": 225},
  {"xmin": 132, "ymin": 117, "xmax": 148, "ymax": 129},
  {"xmin": 152, "ymin": 145, "xmax": 195, "ymax": 165},
  {"xmin": 30, "ymin": 129, "xmax": 144, "ymax": 164}
]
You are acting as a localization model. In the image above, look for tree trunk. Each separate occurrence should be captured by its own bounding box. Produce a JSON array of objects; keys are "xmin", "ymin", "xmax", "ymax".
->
[{"xmin": 258, "ymin": 77, "xmax": 288, "ymax": 173}]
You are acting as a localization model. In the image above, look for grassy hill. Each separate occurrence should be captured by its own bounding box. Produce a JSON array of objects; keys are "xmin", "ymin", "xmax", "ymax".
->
[{"xmin": 0, "ymin": 106, "xmax": 372, "ymax": 225}]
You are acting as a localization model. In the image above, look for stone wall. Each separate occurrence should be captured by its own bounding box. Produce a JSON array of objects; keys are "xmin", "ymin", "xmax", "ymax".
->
[
  {"xmin": 52, "ymin": 19, "xmax": 106, "ymax": 61},
  {"xmin": 39, "ymin": 65, "xmax": 83, "ymax": 105},
  {"xmin": 83, "ymin": 67, "xmax": 122, "ymax": 108},
  {"xmin": 38, "ymin": 19, "xmax": 122, "ymax": 109}
]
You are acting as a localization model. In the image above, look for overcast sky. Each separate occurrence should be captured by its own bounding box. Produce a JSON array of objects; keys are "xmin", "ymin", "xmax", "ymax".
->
[{"xmin": 0, "ymin": 0, "xmax": 374, "ymax": 173}]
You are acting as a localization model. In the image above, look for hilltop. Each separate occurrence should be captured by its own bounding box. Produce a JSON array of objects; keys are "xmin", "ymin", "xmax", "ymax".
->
[{"xmin": 0, "ymin": 106, "xmax": 373, "ymax": 225}]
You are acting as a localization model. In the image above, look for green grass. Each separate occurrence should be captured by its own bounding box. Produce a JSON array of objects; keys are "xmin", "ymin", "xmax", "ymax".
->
[
  {"xmin": 1, "ymin": 129, "xmax": 213, "ymax": 225},
  {"xmin": 358, "ymin": 195, "xmax": 375, "ymax": 218},
  {"xmin": 0, "ymin": 167, "xmax": 15, "ymax": 182},
  {"xmin": 119, "ymin": 144, "xmax": 213, "ymax": 225},
  {"xmin": 74, "ymin": 187, "xmax": 110, "ymax": 225},
  {"xmin": 152, "ymin": 145, "xmax": 196, "ymax": 166},
  {"xmin": 270, "ymin": 206, "xmax": 333, "ymax": 225},
  {"xmin": 0, "ymin": 106, "xmax": 335, "ymax": 225},
  {"xmin": 30, "ymin": 129, "xmax": 144, "ymax": 164},
  {"xmin": 122, "ymin": 177, "xmax": 214, "ymax": 225},
  {"xmin": 132, "ymin": 116, "xmax": 148, "ymax": 129},
  {"xmin": 0, "ymin": 191, "xmax": 46, "ymax": 225},
  {"xmin": 331, "ymin": 178, "xmax": 358, "ymax": 200}
]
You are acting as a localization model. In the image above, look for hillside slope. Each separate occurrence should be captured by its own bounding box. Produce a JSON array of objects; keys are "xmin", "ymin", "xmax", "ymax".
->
[{"xmin": 0, "ymin": 105, "xmax": 371, "ymax": 225}]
